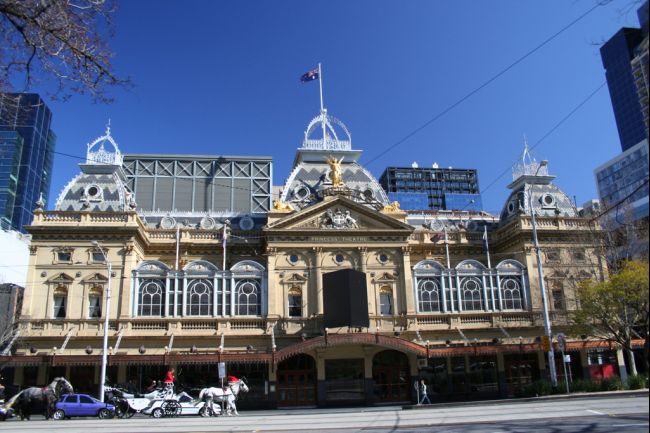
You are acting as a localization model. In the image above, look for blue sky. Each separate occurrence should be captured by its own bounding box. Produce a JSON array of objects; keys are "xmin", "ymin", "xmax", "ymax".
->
[{"xmin": 44, "ymin": 0, "xmax": 643, "ymax": 214}]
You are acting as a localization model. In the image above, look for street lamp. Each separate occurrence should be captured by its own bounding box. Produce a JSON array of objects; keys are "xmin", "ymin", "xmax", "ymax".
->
[
  {"xmin": 526, "ymin": 160, "xmax": 558, "ymax": 387},
  {"xmin": 92, "ymin": 240, "xmax": 112, "ymax": 402}
]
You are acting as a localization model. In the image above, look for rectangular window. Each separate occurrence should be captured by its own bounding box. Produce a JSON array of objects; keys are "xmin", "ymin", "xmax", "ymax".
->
[
  {"xmin": 92, "ymin": 251, "xmax": 105, "ymax": 263},
  {"xmin": 552, "ymin": 290, "xmax": 565, "ymax": 311},
  {"xmin": 288, "ymin": 294, "xmax": 302, "ymax": 317},
  {"xmin": 380, "ymin": 293, "xmax": 393, "ymax": 315},
  {"xmin": 88, "ymin": 295, "xmax": 102, "ymax": 318},
  {"xmin": 53, "ymin": 296, "xmax": 66, "ymax": 318},
  {"xmin": 57, "ymin": 252, "xmax": 72, "ymax": 263}
]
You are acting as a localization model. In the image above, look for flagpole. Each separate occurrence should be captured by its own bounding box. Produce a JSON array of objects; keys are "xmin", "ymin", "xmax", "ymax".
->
[
  {"xmin": 444, "ymin": 227, "xmax": 454, "ymax": 312},
  {"xmin": 484, "ymin": 226, "xmax": 492, "ymax": 269},
  {"xmin": 318, "ymin": 63, "xmax": 324, "ymax": 112},
  {"xmin": 318, "ymin": 63, "xmax": 327, "ymax": 147}
]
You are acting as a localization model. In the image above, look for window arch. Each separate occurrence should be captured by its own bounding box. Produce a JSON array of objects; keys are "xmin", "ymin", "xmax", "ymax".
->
[
  {"xmin": 138, "ymin": 279, "xmax": 164, "ymax": 316},
  {"xmin": 236, "ymin": 279, "xmax": 260, "ymax": 315},
  {"xmin": 53, "ymin": 286, "xmax": 67, "ymax": 319},
  {"xmin": 288, "ymin": 287, "xmax": 302, "ymax": 318},
  {"xmin": 460, "ymin": 276, "xmax": 483, "ymax": 311},
  {"xmin": 417, "ymin": 278, "xmax": 441, "ymax": 313},
  {"xmin": 501, "ymin": 277, "xmax": 523, "ymax": 310},
  {"xmin": 379, "ymin": 286, "xmax": 393, "ymax": 315},
  {"xmin": 187, "ymin": 279, "xmax": 213, "ymax": 316},
  {"xmin": 88, "ymin": 287, "xmax": 103, "ymax": 318}
]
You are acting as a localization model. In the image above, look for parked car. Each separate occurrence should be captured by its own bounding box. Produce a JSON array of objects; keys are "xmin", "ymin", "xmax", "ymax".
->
[
  {"xmin": 0, "ymin": 400, "xmax": 14, "ymax": 421},
  {"xmin": 53, "ymin": 394, "xmax": 115, "ymax": 420}
]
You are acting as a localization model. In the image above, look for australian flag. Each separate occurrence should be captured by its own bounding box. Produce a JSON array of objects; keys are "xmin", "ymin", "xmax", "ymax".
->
[{"xmin": 300, "ymin": 67, "xmax": 319, "ymax": 83}]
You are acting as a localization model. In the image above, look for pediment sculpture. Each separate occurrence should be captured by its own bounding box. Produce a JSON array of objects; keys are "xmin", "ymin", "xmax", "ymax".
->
[{"xmin": 320, "ymin": 208, "xmax": 359, "ymax": 229}]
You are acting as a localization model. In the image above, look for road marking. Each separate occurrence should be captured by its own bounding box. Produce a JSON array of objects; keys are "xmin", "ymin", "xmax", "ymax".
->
[{"xmin": 586, "ymin": 409, "xmax": 605, "ymax": 415}]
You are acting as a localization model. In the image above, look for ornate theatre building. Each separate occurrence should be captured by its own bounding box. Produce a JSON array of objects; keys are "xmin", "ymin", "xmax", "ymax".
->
[{"xmin": 2, "ymin": 110, "xmax": 621, "ymax": 407}]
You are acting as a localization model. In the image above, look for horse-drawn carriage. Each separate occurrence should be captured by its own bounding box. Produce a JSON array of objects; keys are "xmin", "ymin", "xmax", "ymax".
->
[{"xmin": 105, "ymin": 376, "xmax": 249, "ymax": 418}]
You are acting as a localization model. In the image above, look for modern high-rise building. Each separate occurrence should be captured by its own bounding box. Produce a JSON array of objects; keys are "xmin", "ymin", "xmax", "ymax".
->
[
  {"xmin": 0, "ymin": 131, "xmax": 24, "ymax": 230},
  {"xmin": 378, "ymin": 163, "xmax": 482, "ymax": 211},
  {"xmin": 600, "ymin": 1, "xmax": 649, "ymax": 152},
  {"xmin": 0, "ymin": 93, "xmax": 56, "ymax": 232}
]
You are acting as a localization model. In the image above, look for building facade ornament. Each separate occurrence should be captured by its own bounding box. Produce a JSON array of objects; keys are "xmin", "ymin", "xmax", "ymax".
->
[{"xmin": 320, "ymin": 208, "xmax": 359, "ymax": 229}]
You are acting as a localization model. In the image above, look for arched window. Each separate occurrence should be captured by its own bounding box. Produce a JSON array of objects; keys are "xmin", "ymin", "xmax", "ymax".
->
[
  {"xmin": 417, "ymin": 278, "xmax": 440, "ymax": 313},
  {"xmin": 88, "ymin": 288, "xmax": 102, "ymax": 318},
  {"xmin": 461, "ymin": 277, "xmax": 483, "ymax": 311},
  {"xmin": 53, "ymin": 287, "xmax": 67, "ymax": 319},
  {"xmin": 236, "ymin": 279, "xmax": 260, "ymax": 315},
  {"xmin": 379, "ymin": 287, "xmax": 393, "ymax": 315},
  {"xmin": 501, "ymin": 277, "xmax": 523, "ymax": 310},
  {"xmin": 187, "ymin": 279, "xmax": 213, "ymax": 316},
  {"xmin": 138, "ymin": 279, "xmax": 164, "ymax": 316},
  {"xmin": 288, "ymin": 287, "xmax": 302, "ymax": 318}
]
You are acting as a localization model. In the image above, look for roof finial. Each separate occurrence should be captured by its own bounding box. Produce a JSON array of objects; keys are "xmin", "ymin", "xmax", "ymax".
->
[{"xmin": 106, "ymin": 118, "xmax": 111, "ymax": 136}]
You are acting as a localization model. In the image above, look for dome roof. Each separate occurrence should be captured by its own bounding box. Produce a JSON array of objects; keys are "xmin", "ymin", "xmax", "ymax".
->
[
  {"xmin": 500, "ymin": 144, "xmax": 577, "ymax": 222},
  {"xmin": 55, "ymin": 126, "xmax": 136, "ymax": 212},
  {"xmin": 281, "ymin": 110, "xmax": 388, "ymax": 210}
]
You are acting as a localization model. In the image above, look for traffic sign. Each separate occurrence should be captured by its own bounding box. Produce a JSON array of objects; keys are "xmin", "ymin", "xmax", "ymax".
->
[
  {"xmin": 218, "ymin": 362, "xmax": 226, "ymax": 378},
  {"xmin": 541, "ymin": 335, "xmax": 551, "ymax": 352}
]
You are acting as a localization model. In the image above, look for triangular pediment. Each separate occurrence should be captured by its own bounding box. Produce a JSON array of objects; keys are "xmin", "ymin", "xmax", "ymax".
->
[
  {"xmin": 47, "ymin": 273, "xmax": 74, "ymax": 284},
  {"xmin": 81, "ymin": 273, "xmax": 109, "ymax": 284},
  {"xmin": 265, "ymin": 196, "xmax": 413, "ymax": 233}
]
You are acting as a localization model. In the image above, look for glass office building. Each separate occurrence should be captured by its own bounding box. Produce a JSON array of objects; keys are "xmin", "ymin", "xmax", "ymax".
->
[
  {"xmin": 379, "ymin": 165, "xmax": 482, "ymax": 211},
  {"xmin": 595, "ymin": 139, "xmax": 649, "ymax": 222},
  {"xmin": 0, "ymin": 94, "xmax": 56, "ymax": 232},
  {"xmin": 600, "ymin": 2, "xmax": 649, "ymax": 152},
  {"xmin": 0, "ymin": 131, "xmax": 24, "ymax": 230}
]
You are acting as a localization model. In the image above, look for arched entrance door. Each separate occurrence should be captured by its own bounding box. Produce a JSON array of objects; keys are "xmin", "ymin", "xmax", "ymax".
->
[
  {"xmin": 372, "ymin": 350, "xmax": 410, "ymax": 402},
  {"xmin": 277, "ymin": 354, "xmax": 317, "ymax": 406}
]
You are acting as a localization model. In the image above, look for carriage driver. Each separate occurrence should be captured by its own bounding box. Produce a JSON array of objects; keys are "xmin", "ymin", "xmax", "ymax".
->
[{"xmin": 164, "ymin": 367, "xmax": 175, "ymax": 391}]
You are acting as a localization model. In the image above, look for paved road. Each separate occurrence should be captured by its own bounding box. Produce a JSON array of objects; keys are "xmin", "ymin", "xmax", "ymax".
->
[{"xmin": 0, "ymin": 395, "xmax": 647, "ymax": 433}]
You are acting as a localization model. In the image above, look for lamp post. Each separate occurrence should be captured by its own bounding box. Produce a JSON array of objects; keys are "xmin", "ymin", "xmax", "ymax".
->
[
  {"xmin": 92, "ymin": 240, "xmax": 112, "ymax": 401},
  {"xmin": 526, "ymin": 160, "xmax": 558, "ymax": 387}
]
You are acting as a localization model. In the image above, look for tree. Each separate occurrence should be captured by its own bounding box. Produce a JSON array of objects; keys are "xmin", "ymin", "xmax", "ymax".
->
[
  {"xmin": 0, "ymin": 0, "xmax": 129, "ymax": 103},
  {"xmin": 572, "ymin": 260, "xmax": 649, "ymax": 375}
]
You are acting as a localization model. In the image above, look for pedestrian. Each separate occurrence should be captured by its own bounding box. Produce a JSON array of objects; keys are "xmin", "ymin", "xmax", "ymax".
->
[{"xmin": 419, "ymin": 379, "xmax": 431, "ymax": 405}]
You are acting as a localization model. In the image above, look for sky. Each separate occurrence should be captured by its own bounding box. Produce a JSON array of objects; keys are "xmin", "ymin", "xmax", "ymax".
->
[{"xmin": 42, "ymin": 0, "xmax": 645, "ymax": 214}]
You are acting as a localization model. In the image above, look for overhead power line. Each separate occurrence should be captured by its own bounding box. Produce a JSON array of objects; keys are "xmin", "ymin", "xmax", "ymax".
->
[{"xmin": 362, "ymin": 0, "xmax": 610, "ymax": 167}]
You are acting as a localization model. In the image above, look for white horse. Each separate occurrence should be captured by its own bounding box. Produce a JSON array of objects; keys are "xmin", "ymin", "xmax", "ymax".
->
[{"xmin": 198, "ymin": 379, "xmax": 249, "ymax": 416}]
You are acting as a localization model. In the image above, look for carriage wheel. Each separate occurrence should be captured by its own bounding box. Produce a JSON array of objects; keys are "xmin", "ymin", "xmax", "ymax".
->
[
  {"xmin": 115, "ymin": 399, "xmax": 132, "ymax": 419},
  {"xmin": 161, "ymin": 400, "xmax": 181, "ymax": 417}
]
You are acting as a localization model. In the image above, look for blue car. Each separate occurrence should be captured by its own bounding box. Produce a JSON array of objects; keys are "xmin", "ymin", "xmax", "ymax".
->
[{"xmin": 54, "ymin": 394, "xmax": 115, "ymax": 420}]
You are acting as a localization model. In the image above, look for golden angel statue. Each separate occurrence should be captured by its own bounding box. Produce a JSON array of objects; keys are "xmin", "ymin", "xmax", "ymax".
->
[{"xmin": 326, "ymin": 156, "xmax": 344, "ymax": 187}]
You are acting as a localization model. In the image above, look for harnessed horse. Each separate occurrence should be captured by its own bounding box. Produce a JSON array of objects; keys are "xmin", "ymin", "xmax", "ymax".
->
[
  {"xmin": 198, "ymin": 377, "xmax": 249, "ymax": 416},
  {"xmin": 5, "ymin": 377, "xmax": 73, "ymax": 420}
]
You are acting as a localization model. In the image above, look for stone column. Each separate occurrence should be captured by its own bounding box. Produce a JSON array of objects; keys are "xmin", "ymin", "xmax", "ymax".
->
[
  {"xmin": 402, "ymin": 247, "xmax": 416, "ymax": 314},
  {"xmin": 496, "ymin": 352, "xmax": 508, "ymax": 397},
  {"xmin": 313, "ymin": 248, "xmax": 323, "ymax": 315},
  {"xmin": 315, "ymin": 349, "xmax": 326, "ymax": 405},
  {"xmin": 266, "ymin": 248, "xmax": 278, "ymax": 316},
  {"xmin": 363, "ymin": 347, "xmax": 375, "ymax": 405},
  {"xmin": 267, "ymin": 362, "xmax": 277, "ymax": 407}
]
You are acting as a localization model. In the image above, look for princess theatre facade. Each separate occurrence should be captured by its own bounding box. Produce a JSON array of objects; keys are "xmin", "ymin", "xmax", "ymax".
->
[{"xmin": 3, "ymin": 110, "xmax": 618, "ymax": 407}]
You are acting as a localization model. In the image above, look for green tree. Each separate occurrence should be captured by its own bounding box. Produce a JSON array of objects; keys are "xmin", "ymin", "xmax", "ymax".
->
[{"xmin": 572, "ymin": 260, "xmax": 649, "ymax": 374}]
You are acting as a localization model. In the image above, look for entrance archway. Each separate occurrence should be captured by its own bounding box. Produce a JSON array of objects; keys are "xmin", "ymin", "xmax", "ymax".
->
[
  {"xmin": 372, "ymin": 350, "xmax": 410, "ymax": 402},
  {"xmin": 277, "ymin": 354, "xmax": 316, "ymax": 406}
]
